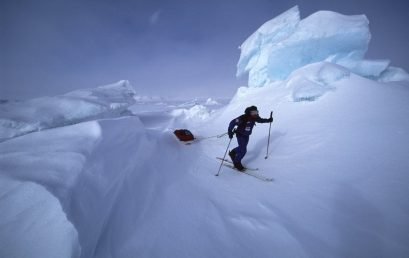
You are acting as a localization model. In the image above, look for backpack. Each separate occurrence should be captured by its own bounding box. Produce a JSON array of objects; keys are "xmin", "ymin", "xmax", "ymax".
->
[{"xmin": 174, "ymin": 129, "xmax": 195, "ymax": 142}]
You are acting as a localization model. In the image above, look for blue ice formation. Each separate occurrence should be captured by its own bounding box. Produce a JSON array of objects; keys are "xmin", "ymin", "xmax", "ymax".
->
[{"xmin": 237, "ymin": 6, "xmax": 409, "ymax": 87}]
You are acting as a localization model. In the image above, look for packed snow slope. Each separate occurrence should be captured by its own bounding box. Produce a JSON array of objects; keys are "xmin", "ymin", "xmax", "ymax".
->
[{"xmin": 1, "ymin": 74, "xmax": 409, "ymax": 258}]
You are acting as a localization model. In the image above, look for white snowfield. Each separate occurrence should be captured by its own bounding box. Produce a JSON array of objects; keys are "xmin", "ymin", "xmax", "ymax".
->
[
  {"xmin": 2, "ymin": 6, "xmax": 409, "ymax": 258},
  {"xmin": 237, "ymin": 6, "xmax": 409, "ymax": 87},
  {"xmin": 1, "ymin": 75, "xmax": 409, "ymax": 258}
]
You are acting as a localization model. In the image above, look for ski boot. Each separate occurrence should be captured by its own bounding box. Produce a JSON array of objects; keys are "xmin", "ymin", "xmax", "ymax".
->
[
  {"xmin": 233, "ymin": 161, "xmax": 245, "ymax": 172},
  {"xmin": 228, "ymin": 150, "xmax": 236, "ymax": 163}
]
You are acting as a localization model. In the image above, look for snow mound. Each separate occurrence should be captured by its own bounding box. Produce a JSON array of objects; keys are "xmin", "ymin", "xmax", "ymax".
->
[
  {"xmin": 226, "ymin": 62, "xmax": 350, "ymax": 105},
  {"xmin": 237, "ymin": 5, "xmax": 409, "ymax": 87},
  {"xmin": 0, "ymin": 80, "xmax": 136, "ymax": 142},
  {"xmin": 0, "ymin": 120, "xmax": 102, "ymax": 258},
  {"xmin": 0, "ymin": 178, "xmax": 81, "ymax": 258},
  {"xmin": 171, "ymin": 105, "xmax": 213, "ymax": 121},
  {"xmin": 378, "ymin": 66, "xmax": 409, "ymax": 82},
  {"xmin": 204, "ymin": 98, "xmax": 221, "ymax": 106},
  {"xmin": 287, "ymin": 62, "xmax": 350, "ymax": 101}
]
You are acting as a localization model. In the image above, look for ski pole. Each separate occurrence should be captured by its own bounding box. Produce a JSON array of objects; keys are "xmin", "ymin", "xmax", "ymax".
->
[
  {"xmin": 215, "ymin": 137, "xmax": 233, "ymax": 176},
  {"xmin": 265, "ymin": 111, "xmax": 273, "ymax": 159}
]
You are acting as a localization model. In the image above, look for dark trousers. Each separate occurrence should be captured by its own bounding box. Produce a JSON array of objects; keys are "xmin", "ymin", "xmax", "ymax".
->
[{"xmin": 232, "ymin": 134, "xmax": 249, "ymax": 163}]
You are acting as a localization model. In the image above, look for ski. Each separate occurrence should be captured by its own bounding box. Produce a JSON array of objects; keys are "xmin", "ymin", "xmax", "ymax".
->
[
  {"xmin": 216, "ymin": 157, "xmax": 273, "ymax": 182},
  {"xmin": 221, "ymin": 163, "xmax": 273, "ymax": 182},
  {"xmin": 216, "ymin": 157, "xmax": 258, "ymax": 171}
]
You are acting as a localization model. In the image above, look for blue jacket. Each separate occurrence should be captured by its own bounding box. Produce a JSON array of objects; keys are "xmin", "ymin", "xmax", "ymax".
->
[{"xmin": 228, "ymin": 114, "xmax": 271, "ymax": 136}]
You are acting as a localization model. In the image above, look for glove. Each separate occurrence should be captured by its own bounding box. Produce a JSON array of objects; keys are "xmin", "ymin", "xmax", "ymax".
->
[
  {"xmin": 268, "ymin": 117, "xmax": 273, "ymax": 123},
  {"xmin": 228, "ymin": 131, "xmax": 234, "ymax": 139}
]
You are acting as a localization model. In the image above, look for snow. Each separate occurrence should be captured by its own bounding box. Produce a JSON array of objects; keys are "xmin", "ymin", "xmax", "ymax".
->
[
  {"xmin": 378, "ymin": 66, "xmax": 409, "ymax": 82},
  {"xmin": 205, "ymin": 98, "xmax": 221, "ymax": 106},
  {"xmin": 171, "ymin": 105, "xmax": 213, "ymax": 122},
  {"xmin": 287, "ymin": 62, "xmax": 350, "ymax": 102},
  {"xmin": 0, "ymin": 178, "xmax": 80, "ymax": 258},
  {"xmin": 237, "ymin": 5, "xmax": 409, "ymax": 86},
  {"xmin": 1, "ymin": 6, "xmax": 409, "ymax": 258},
  {"xmin": 0, "ymin": 80, "xmax": 136, "ymax": 142},
  {"xmin": 0, "ymin": 121, "xmax": 100, "ymax": 258},
  {"xmin": 1, "ymin": 73, "xmax": 408, "ymax": 257}
]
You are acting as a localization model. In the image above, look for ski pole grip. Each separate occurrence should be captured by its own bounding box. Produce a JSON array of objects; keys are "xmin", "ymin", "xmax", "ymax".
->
[{"xmin": 270, "ymin": 111, "xmax": 273, "ymax": 119}]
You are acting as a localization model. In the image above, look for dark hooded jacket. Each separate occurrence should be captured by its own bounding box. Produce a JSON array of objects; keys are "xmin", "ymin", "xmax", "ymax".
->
[{"xmin": 228, "ymin": 114, "xmax": 270, "ymax": 136}]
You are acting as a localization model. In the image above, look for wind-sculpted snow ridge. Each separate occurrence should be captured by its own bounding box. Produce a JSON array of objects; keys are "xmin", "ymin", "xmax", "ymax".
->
[
  {"xmin": 0, "ymin": 80, "xmax": 136, "ymax": 142},
  {"xmin": 287, "ymin": 62, "xmax": 351, "ymax": 102},
  {"xmin": 171, "ymin": 105, "xmax": 213, "ymax": 122},
  {"xmin": 237, "ymin": 5, "xmax": 409, "ymax": 88},
  {"xmin": 0, "ymin": 121, "xmax": 102, "ymax": 258},
  {"xmin": 0, "ymin": 111, "xmax": 206, "ymax": 258}
]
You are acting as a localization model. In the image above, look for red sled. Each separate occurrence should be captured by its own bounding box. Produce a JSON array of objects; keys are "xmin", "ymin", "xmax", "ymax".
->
[{"xmin": 174, "ymin": 129, "xmax": 195, "ymax": 142}]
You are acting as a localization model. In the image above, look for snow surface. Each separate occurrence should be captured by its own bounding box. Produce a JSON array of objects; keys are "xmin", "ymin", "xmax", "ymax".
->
[
  {"xmin": 237, "ymin": 6, "xmax": 409, "ymax": 86},
  {"xmin": 1, "ymin": 71, "xmax": 409, "ymax": 258}
]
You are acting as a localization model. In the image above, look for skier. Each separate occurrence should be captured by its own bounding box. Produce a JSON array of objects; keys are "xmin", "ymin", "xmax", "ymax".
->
[{"xmin": 228, "ymin": 106, "xmax": 273, "ymax": 171}]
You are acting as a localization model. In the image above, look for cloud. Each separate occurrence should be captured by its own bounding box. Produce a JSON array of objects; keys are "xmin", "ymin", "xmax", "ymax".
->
[{"xmin": 150, "ymin": 10, "xmax": 162, "ymax": 25}]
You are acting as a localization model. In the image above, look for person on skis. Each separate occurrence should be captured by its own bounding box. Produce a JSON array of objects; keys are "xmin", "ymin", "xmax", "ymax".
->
[{"xmin": 228, "ymin": 106, "xmax": 273, "ymax": 171}]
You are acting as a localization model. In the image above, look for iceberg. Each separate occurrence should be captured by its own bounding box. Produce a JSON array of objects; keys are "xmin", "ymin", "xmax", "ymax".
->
[
  {"xmin": 237, "ymin": 6, "xmax": 409, "ymax": 87},
  {"xmin": 0, "ymin": 80, "xmax": 136, "ymax": 142}
]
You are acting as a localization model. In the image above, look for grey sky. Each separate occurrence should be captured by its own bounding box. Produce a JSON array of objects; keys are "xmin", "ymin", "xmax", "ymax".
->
[{"xmin": 1, "ymin": 0, "xmax": 408, "ymax": 100}]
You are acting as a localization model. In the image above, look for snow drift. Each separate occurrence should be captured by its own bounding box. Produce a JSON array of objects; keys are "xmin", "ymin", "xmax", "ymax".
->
[{"xmin": 1, "ymin": 74, "xmax": 409, "ymax": 257}]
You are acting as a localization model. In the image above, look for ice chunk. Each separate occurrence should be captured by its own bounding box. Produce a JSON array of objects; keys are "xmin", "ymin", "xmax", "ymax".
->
[
  {"xmin": 134, "ymin": 95, "xmax": 166, "ymax": 103},
  {"xmin": 378, "ymin": 66, "xmax": 409, "ymax": 82},
  {"xmin": 0, "ymin": 80, "xmax": 136, "ymax": 142},
  {"xmin": 237, "ymin": 6, "xmax": 300, "ymax": 78},
  {"xmin": 239, "ymin": 7, "xmax": 369, "ymax": 87},
  {"xmin": 287, "ymin": 62, "xmax": 350, "ymax": 101},
  {"xmin": 238, "ymin": 6, "xmax": 407, "ymax": 86},
  {"xmin": 335, "ymin": 58, "xmax": 390, "ymax": 78}
]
